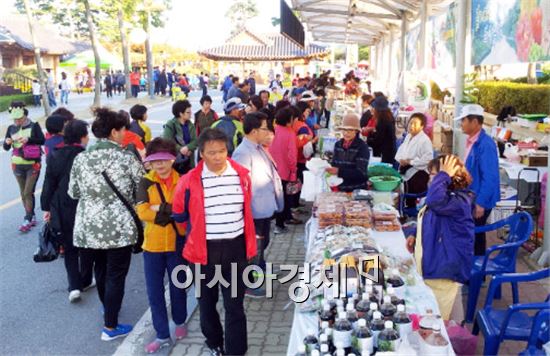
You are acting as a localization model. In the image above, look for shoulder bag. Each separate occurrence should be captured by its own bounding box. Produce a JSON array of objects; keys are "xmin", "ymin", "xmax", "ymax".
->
[{"xmin": 101, "ymin": 170, "xmax": 144, "ymax": 253}]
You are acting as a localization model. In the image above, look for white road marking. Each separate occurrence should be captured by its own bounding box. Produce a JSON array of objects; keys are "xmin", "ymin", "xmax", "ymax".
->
[
  {"xmin": 0, "ymin": 189, "xmax": 43, "ymax": 211},
  {"xmin": 113, "ymin": 284, "xmax": 197, "ymax": 355}
]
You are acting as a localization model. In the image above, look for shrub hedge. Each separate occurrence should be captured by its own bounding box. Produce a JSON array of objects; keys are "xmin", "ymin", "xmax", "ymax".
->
[
  {"xmin": 0, "ymin": 94, "xmax": 35, "ymax": 112},
  {"xmin": 476, "ymin": 81, "xmax": 550, "ymax": 115}
]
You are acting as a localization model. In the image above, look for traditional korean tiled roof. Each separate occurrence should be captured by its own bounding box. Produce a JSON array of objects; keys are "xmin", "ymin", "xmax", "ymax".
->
[
  {"xmin": 198, "ymin": 28, "xmax": 329, "ymax": 61},
  {"xmin": 0, "ymin": 14, "xmax": 85, "ymax": 55}
]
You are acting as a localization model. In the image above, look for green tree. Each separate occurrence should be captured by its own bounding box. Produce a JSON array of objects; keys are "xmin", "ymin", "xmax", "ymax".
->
[
  {"xmin": 15, "ymin": 0, "xmax": 91, "ymax": 40},
  {"xmin": 226, "ymin": 0, "xmax": 259, "ymax": 35},
  {"xmin": 83, "ymin": 0, "xmax": 101, "ymax": 106},
  {"xmin": 358, "ymin": 45, "xmax": 370, "ymax": 62},
  {"xmin": 21, "ymin": 0, "xmax": 51, "ymax": 116}
]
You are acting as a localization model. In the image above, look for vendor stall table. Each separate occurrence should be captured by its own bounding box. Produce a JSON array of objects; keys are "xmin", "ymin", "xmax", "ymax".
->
[{"xmin": 286, "ymin": 218, "xmax": 456, "ymax": 356}]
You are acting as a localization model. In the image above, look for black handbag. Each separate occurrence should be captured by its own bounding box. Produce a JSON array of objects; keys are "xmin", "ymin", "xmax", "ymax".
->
[
  {"xmin": 33, "ymin": 223, "xmax": 60, "ymax": 263},
  {"xmin": 101, "ymin": 171, "xmax": 144, "ymax": 254}
]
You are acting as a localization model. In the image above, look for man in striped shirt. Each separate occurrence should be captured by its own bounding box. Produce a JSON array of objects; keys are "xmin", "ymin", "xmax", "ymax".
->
[{"xmin": 172, "ymin": 128, "xmax": 257, "ymax": 356}]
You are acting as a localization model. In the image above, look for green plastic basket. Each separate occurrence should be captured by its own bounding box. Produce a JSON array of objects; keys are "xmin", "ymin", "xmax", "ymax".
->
[{"xmin": 369, "ymin": 176, "xmax": 401, "ymax": 191}]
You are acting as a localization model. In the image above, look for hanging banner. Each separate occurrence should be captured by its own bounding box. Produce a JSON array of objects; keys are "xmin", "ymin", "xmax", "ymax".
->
[
  {"xmin": 406, "ymin": 25, "xmax": 421, "ymax": 71},
  {"xmin": 471, "ymin": 0, "xmax": 550, "ymax": 64},
  {"xmin": 428, "ymin": 3, "xmax": 457, "ymax": 71}
]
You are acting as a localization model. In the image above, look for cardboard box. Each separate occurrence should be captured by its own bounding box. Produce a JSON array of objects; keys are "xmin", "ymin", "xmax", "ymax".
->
[{"xmin": 520, "ymin": 151, "xmax": 548, "ymax": 167}]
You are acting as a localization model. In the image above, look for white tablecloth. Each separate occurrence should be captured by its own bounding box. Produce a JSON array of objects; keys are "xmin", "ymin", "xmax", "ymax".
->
[
  {"xmin": 286, "ymin": 218, "xmax": 456, "ymax": 356},
  {"xmin": 499, "ymin": 159, "xmax": 546, "ymax": 183}
]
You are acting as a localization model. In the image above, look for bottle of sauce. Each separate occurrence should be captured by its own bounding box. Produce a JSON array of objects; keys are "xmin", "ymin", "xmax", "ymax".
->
[
  {"xmin": 320, "ymin": 302, "xmax": 335, "ymax": 327},
  {"xmin": 377, "ymin": 321, "xmax": 400, "ymax": 352},
  {"xmin": 386, "ymin": 268, "xmax": 404, "ymax": 288},
  {"xmin": 303, "ymin": 328, "xmax": 319, "ymax": 353},
  {"xmin": 379, "ymin": 295, "xmax": 397, "ymax": 320},
  {"xmin": 355, "ymin": 293, "xmax": 370, "ymax": 319},
  {"xmin": 333, "ymin": 312, "xmax": 353, "ymax": 354},
  {"xmin": 365, "ymin": 303, "xmax": 378, "ymax": 324},
  {"xmin": 352, "ymin": 318, "xmax": 373, "ymax": 356},
  {"xmin": 393, "ymin": 304, "xmax": 412, "ymax": 340},
  {"xmin": 385, "ymin": 286, "xmax": 404, "ymax": 306},
  {"xmin": 346, "ymin": 303, "xmax": 359, "ymax": 330},
  {"xmin": 370, "ymin": 311, "xmax": 385, "ymax": 349}
]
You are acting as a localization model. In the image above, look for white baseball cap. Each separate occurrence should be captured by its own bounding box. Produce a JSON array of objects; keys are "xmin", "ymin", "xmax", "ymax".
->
[{"xmin": 454, "ymin": 104, "xmax": 485, "ymax": 121}]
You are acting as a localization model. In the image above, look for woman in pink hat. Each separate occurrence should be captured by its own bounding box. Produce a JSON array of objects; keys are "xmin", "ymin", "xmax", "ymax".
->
[{"xmin": 136, "ymin": 138, "xmax": 188, "ymax": 353}]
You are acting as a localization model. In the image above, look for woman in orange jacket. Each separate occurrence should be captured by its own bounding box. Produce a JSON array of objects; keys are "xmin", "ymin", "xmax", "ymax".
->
[{"xmin": 136, "ymin": 138, "xmax": 188, "ymax": 353}]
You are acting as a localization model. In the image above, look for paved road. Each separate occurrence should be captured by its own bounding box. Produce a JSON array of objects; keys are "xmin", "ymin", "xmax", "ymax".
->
[{"xmin": 0, "ymin": 89, "xmax": 225, "ymax": 356}]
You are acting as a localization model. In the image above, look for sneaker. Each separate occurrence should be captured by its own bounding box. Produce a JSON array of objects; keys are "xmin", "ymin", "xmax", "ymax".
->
[
  {"xmin": 245, "ymin": 287, "xmax": 266, "ymax": 298},
  {"xmin": 59, "ymin": 246, "xmax": 65, "ymax": 257},
  {"xmin": 273, "ymin": 226, "xmax": 289, "ymax": 234},
  {"xmin": 83, "ymin": 278, "xmax": 96, "ymax": 292},
  {"xmin": 29, "ymin": 217, "xmax": 38, "ymax": 227},
  {"xmin": 175, "ymin": 324, "xmax": 188, "ymax": 340},
  {"xmin": 18, "ymin": 220, "xmax": 32, "ymax": 233},
  {"xmin": 68, "ymin": 290, "xmax": 81, "ymax": 303},
  {"xmin": 144, "ymin": 338, "xmax": 172, "ymax": 353},
  {"xmin": 101, "ymin": 324, "xmax": 133, "ymax": 341},
  {"xmin": 208, "ymin": 346, "xmax": 224, "ymax": 356}
]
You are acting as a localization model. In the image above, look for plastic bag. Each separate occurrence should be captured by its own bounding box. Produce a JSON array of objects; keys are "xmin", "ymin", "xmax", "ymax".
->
[
  {"xmin": 305, "ymin": 157, "xmax": 331, "ymax": 175},
  {"xmin": 444, "ymin": 320, "xmax": 478, "ymax": 356},
  {"xmin": 503, "ymin": 142, "xmax": 521, "ymax": 163},
  {"xmin": 303, "ymin": 141, "xmax": 314, "ymax": 159},
  {"xmin": 33, "ymin": 223, "xmax": 60, "ymax": 263},
  {"xmin": 301, "ymin": 171, "xmax": 329, "ymax": 202}
]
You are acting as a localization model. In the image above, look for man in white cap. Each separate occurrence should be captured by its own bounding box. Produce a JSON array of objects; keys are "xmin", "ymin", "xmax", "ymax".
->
[
  {"xmin": 211, "ymin": 97, "xmax": 246, "ymax": 156},
  {"xmin": 455, "ymin": 104, "xmax": 500, "ymax": 256}
]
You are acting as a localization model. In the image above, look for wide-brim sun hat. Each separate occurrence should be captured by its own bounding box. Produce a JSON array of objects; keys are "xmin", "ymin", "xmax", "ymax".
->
[
  {"xmin": 143, "ymin": 152, "xmax": 177, "ymax": 163},
  {"xmin": 454, "ymin": 104, "xmax": 485, "ymax": 121},
  {"xmin": 300, "ymin": 90, "xmax": 318, "ymax": 101},
  {"xmin": 337, "ymin": 113, "xmax": 361, "ymax": 131}
]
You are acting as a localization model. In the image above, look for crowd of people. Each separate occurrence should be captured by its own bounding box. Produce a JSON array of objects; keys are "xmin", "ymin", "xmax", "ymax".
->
[
  {"xmin": 3, "ymin": 67, "xmax": 503, "ymax": 355},
  {"xmin": 31, "ymin": 68, "xmax": 219, "ymax": 105}
]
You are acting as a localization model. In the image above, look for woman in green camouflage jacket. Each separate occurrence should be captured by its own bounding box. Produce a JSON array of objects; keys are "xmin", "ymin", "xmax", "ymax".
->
[{"xmin": 68, "ymin": 107, "xmax": 145, "ymax": 341}]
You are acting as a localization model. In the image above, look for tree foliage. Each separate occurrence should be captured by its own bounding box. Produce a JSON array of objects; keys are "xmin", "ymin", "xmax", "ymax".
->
[
  {"xmin": 14, "ymin": 0, "xmax": 172, "ymax": 45},
  {"xmin": 226, "ymin": 0, "xmax": 259, "ymax": 35},
  {"xmin": 358, "ymin": 45, "xmax": 370, "ymax": 61}
]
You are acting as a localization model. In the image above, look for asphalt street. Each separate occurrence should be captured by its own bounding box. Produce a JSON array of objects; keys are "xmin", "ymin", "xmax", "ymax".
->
[{"xmin": 0, "ymin": 89, "xmax": 225, "ymax": 356}]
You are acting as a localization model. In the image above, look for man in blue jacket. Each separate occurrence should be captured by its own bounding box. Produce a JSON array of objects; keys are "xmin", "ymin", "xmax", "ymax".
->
[{"xmin": 456, "ymin": 104, "xmax": 500, "ymax": 255}]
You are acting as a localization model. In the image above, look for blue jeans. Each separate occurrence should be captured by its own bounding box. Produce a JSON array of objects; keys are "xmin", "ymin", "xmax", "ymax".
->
[
  {"xmin": 47, "ymin": 89, "xmax": 57, "ymax": 107},
  {"xmin": 131, "ymin": 85, "xmax": 140, "ymax": 98},
  {"xmin": 143, "ymin": 239, "xmax": 188, "ymax": 339},
  {"xmin": 60, "ymin": 90, "xmax": 69, "ymax": 104},
  {"xmin": 33, "ymin": 95, "xmax": 41, "ymax": 106}
]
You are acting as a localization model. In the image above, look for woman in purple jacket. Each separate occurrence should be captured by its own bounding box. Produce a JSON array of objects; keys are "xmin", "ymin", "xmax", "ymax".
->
[{"xmin": 406, "ymin": 154, "xmax": 475, "ymax": 320}]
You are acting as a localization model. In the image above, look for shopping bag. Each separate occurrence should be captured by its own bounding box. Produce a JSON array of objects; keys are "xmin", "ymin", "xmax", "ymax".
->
[
  {"xmin": 303, "ymin": 141, "xmax": 314, "ymax": 159},
  {"xmin": 33, "ymin": 223, "xmax": 60, "ymax": 263},
  {"xmin": 300, "ymin": 171, "xmax": 329, "ymax": 201},
  {"xmin": 300, "ymin": 171, "xmax": 317, "ymax": 201},
  {"xmin": 444, "ymin": 320, "xmax": 478, "ymax": 356}
]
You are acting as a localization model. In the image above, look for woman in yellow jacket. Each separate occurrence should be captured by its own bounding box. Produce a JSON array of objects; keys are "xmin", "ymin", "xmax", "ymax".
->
[{"xmin": 136, "ymin": 138, "xmax": 188, "ymax": 353}]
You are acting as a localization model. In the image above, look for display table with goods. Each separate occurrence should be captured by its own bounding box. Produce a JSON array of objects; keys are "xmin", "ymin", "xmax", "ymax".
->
[{"xmin": 286, "ymin": 192, "xmax": 456, "ymax": 356}]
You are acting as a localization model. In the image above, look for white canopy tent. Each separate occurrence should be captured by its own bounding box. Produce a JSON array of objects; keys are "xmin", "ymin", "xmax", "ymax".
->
[
  {"xmin": 291, "ymin": 0, "xmax": 550, "ymax": 267},
  {"xmin": 290, "ymin": 0, "xmax": 455, "ymax": 101}
]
